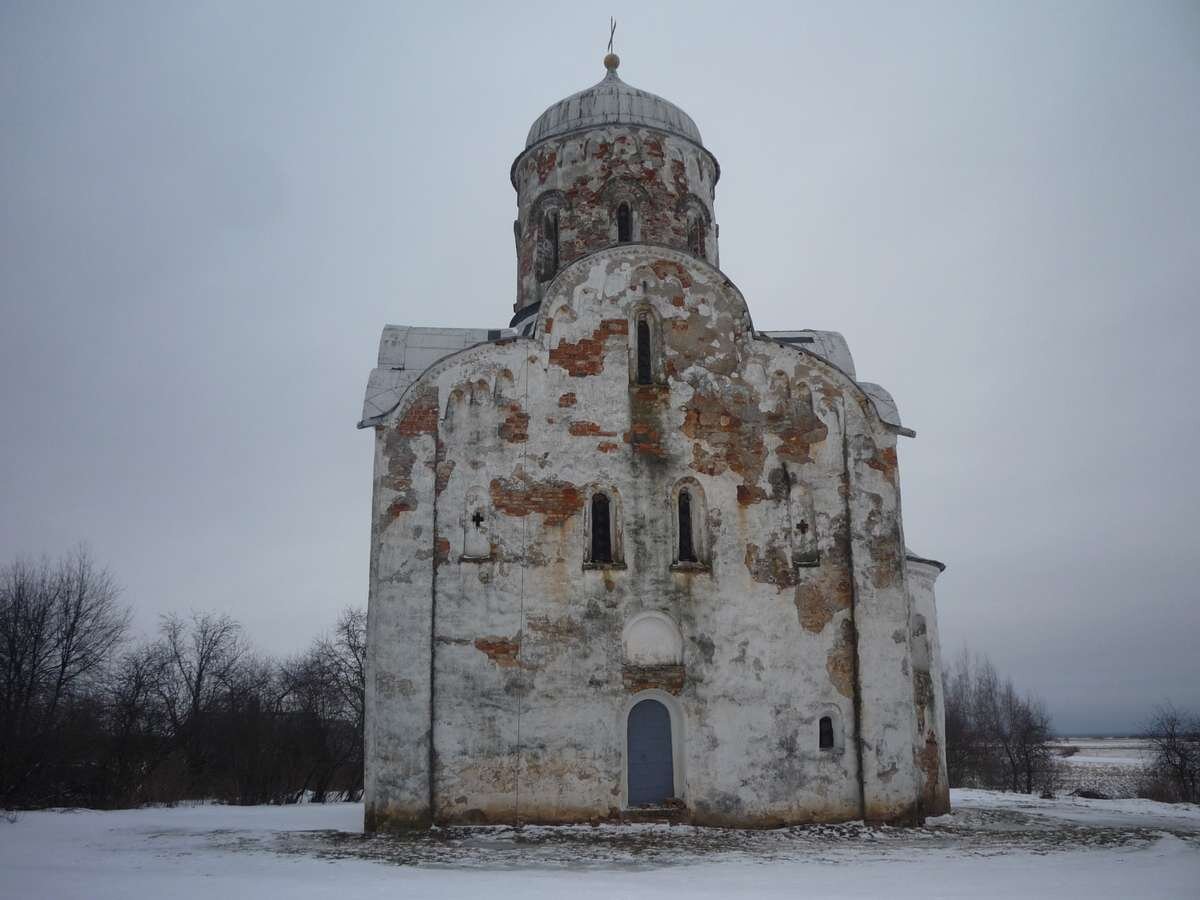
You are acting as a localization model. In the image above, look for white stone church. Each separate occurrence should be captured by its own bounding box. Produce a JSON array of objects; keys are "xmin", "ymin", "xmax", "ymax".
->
[{"xmin": 358, "ymin": 53, "xmax": 948, "ymax": 829}]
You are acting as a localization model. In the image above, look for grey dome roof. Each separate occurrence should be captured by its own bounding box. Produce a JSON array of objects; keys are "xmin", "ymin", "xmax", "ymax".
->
[{"xmin": 525, "ymin": 64, "xmax": 703, "ymax": 149}]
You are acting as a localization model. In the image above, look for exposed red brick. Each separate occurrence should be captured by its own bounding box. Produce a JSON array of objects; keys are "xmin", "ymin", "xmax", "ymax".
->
[
  {"xmin": 597, "ymin": 442, "xmax": 620, "ymax": 453},
  {"xmin": 558, "ymin": 392, "xmax": 577, "ymax": 407},
  {"xmin": 490, "ymin": 472, "xmax": 583, "ymax": 525},
  {"xmin": 767, "ymin": 384, "xmax": 829, "ymax": 465},
  {"xmin": 651, "ymin": 258, "xmax": 693, "ymax": 288},
  {"xmin": 866, "ymin": 445, "xmax": 899, "ymax": 486},
  {"xmin": 737, "ymin": 484, "xmax": 768, "ymax": 506},
  {"xmin": 526, "ymin": 615, "xmax": 584, "ymax": 640},
  {"xmin": 682, "ymin": 385, "xmax": 766, "ymax": 482},
  {"xmin": 623, "ymin": 422, "xmax": 666, "ymax": 457},
  {"xmin": 795, "ymin": 561, "xmax": 853, "ymax": 634},
  {"xmin": 569, "ymin": 420, "xmax": 617, "ymax": 437},
  {"xmin": 474, "ymin": 636, "xmax": 521, "ymax": 668},
  {"xmin": 548, "ymin": 319, "xmax": 628, "ymax": 377},
  {"xmin": 499, "ymin": 401, "xmax": 529, "ymax": 443},
  {"xmin": 744, "ymin": 540, "xmax": 798, "ymax": 591},
  {"xmin": 381, "ymin": 387, "xmax": 438, "ymax": 523},
  {"xmin": 535, "ymin": 149, "xmax": 556, "ymax": 183},
  {"xmin": 623, "ymin": 664, "xmax": 685, "ymax": 695},
  {"xmin": 670, "ymin": 159, "xmax": 689, "ymax": 197},
  {"xmin": 395, "ymin": 391, "xmax": 438, "ymax": 436}
]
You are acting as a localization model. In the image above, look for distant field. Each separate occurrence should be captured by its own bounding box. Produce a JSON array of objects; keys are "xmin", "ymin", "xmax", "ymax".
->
[{"xmin": 1052, "ymin": 737, "xmax": 1153, "ymax": 798}]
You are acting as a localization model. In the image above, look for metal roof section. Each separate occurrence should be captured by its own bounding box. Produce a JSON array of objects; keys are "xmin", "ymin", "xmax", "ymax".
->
[
  {"xmin": 762, "ymin": 331, "xmax": 913, "ymax": 436},
  {"xmin": 525, "ymin": 60, "xmax": 703, "ymax": 150},
  {"xmin": 359, "ymin": 326, "xmax": 501, "ymax": 428},
  {"xmin": 762, "ymin": 330, "xmax": 856, "ymax": 379},
  {"xmin": 905, "ymin": 549, "xmax": 947, "ymax": 573},
  {"xmin": 858, "ymin": 381, "xmax": 915, "ymax": 437}
]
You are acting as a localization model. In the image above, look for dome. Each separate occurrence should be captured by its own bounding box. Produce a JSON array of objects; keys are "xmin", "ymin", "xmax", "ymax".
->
[{"xmin": 525, "ymin": 59, "xmax": 703, "ymax": 149}]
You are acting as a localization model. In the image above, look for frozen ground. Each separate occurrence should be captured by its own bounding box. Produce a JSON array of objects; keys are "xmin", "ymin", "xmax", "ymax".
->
[
  {"xmin": 2, "ymin": 789, "xmax": 1197, "ymax": 899},
  {"xmin": 1052, "ymin": 737, "xmax": 1154, "ymax": 798}
]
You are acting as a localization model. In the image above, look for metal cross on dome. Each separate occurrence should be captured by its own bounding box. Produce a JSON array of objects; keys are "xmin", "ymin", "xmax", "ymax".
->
[{"xmin": 608, "ymin": 17, "xmax": 616, "ymax": 54}]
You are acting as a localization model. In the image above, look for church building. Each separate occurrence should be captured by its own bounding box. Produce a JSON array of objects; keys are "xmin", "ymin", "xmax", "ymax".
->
[{"xmin": 358, "ymin": 53, "xmax": 949, "ymax": 829}]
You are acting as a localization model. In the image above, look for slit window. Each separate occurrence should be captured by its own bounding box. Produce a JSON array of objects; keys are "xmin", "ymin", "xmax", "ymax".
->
[
  {"xmin": 819, "ymin": 716, "xmax": 834, "ymax": 750},
  {"xmin": 688, "ymin": 215, "xmax": 706, "ymax": 259},
  {"xmin": 678, "ymin": 490, "xmax": 696, "ymax": 562},
  {"xmin": 617, "ymin": 203, "xmax": 632, "ymax": 243},
  {"xmin": 636, "ymin": 317, "xmax": 652, "ymax": 385},
  {"xmin": 591, "ymin": 493, "xmax": 612, "ymax": 563},
  {"xmin": 536, "ymin": 209, "xmax": 559, "ymax": 282}
]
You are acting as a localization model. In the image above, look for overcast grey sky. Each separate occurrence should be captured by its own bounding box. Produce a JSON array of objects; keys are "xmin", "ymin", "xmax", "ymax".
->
[{"xmin": 2, "ymin": 1, "xmax": 1197, "ymax": 734}]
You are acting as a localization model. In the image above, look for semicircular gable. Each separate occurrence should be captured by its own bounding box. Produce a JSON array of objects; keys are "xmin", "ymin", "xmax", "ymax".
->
[
  {"xmin": 533, "ymin": 243, "xmax": 754, "ymax": 342},
  {"xmin": 368, "ymin": 246, "xmax": 899, "ymax": 439},
  {"xmin": 529, "ymin": 244, "xmax": 891, "ymax": 433},
  {"xmin": 371, "ymin": 335, "xmax": 534, "ymax": 428}
]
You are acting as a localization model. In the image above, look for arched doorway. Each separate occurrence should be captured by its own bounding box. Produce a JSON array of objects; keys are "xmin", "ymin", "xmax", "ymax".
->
[{"xmin": 627, "ymin": 698, "xmax": 674, "ymax": 806}]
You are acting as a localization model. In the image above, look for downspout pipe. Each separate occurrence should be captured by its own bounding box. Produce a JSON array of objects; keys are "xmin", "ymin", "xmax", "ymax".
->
[
  {"xmin": 841, "ymin": 399, "xmax": 868, "ymax": 821},
  {"xmin": 427, "ymin": 424, "xmax": 441, "ymax": 826}
]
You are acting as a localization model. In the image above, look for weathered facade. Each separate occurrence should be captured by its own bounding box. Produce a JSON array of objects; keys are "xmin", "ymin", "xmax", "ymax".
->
[{"xmin": 359, "ymin": 55, "xmax": 948, "ymax": 830}]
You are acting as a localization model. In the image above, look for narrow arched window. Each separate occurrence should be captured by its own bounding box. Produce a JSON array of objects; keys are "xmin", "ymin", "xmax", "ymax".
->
[
  {"xmin": 678, "ymin": 490, "xmax": 696, "ymax": 562},
  {"xmin": 688, "ymin": 214, "xmax": 706, "ymax": 260},
  {"xmin": 536, "ymin": 209, "xmax": 559, "ymax": 282},
  {"xmin": 546, "ymin": 209, "xmax": 559, "ymax": 272},
  {"xmin": 636, "ymin": 317, "xmax": 652, "ymax": 385},
  {"xmin": 819, "ymin": 716, "xmax": 834, "ymax": 750},
  {"xmin": 591, "ymin": 493, "xmax": 612, "ymax": 563},
  {"xmin": 617, "ymin": 202, "xmax": 632, "ymax": 243}
]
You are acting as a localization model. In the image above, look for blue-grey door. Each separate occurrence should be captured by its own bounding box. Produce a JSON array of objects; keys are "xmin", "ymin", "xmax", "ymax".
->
[{"xmin": 627, "ymin": 699, "xmax": 675, "ymax": 806}]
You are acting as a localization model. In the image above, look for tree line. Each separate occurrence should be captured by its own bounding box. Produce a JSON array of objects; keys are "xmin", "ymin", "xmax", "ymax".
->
[
  {"xmin": 1, "ymin": 548, "xmax": 364, "ymax": 809},
  {"xmin": 944, "ymin": 649, "xmax": 1199, "ymax": 803},
  {"xmin": 4, "ymin": 547, "xmax": 1197, "ymax": 809}
]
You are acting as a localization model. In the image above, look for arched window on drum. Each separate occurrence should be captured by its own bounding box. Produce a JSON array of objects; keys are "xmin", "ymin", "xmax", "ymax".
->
[
  {"xmin": 671, "ymin": 480, "xmax": 709, "ymax": 570},
  {"xmin": 585, "ymin": 487, "xmax": 624, "ymax": 568}
]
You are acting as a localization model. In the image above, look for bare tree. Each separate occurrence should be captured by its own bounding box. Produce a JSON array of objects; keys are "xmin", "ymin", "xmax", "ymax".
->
[
  {"xmin": 322, "ymin": 607, "xmax": 366, "ymax": 792},
  {"xmin": 1143, "ymin": 703, "xmax": 1200, "ymax": 803},
  {"xmin": 943, "ymin": 648, "xmax": 1056, "ymax": 794},
  {"xmin": 278, "ymin": 607, "xmax": 367, "ymax": 801},
  {"xmin": 0, "ymin": 548, "xmax": 129, "ymax": 804},
  {"xmin": 151, "ymin": 612, "xmax": 243, "ymax": 794},
  {"xmin": 995, "ymin": 681, "xmax": 1054, "ymax": 793},
  {"xmin": 99, "ymin": 644, "xmax": 169, "ymax": 805}
]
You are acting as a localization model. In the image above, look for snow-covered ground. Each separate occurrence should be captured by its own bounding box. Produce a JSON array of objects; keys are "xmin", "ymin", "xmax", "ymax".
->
[
  {"xmin": 2, "ymin": 790, "xmax": 1197, "ymax": 899},
  {"xmin": 1052, "ymin": 737, "xmax": 1155, "ymax": 798}
]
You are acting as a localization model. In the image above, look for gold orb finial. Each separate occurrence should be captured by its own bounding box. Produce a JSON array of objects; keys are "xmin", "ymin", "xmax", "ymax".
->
[{"xmin": 604, "ymin": 52, "xmax": 620, "ymax": 72}]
